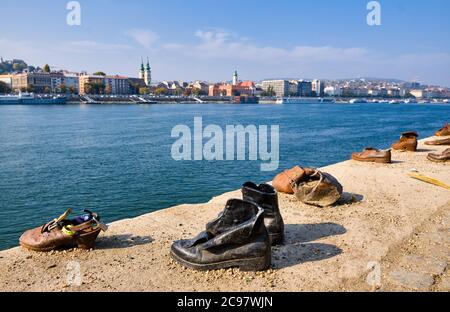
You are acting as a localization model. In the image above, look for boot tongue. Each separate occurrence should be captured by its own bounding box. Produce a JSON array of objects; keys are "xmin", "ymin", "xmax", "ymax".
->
[{"xmin": 206, "ymin": 199, "xmax": 258, "ymax": 236}]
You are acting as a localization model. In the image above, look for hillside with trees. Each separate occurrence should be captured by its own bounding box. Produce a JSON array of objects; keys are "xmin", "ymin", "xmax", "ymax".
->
[{"xmin": 0, "ymin": 58, "xmax": 32, "ymax": 74}]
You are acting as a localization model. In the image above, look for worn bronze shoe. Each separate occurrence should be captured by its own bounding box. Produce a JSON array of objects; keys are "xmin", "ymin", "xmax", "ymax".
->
[
  {"xmin": 427, "ymin": 148, "xmax": 450, "ymax": 163},
  {"xmin": 392, "ymin": 132, "xmax": 419, "ymax": 152},
  {"xmin": 292, "ymin": 169, "xmax": 343, "ymax": 207},
  {"xmin": 425, "ymin": 137, "xmax": 450, "ymax": 146},
  {"xmin": 19, "ymin": 209, "xmax": 107, "ymax": 252},
  {"xmin": 170, "ymin": 199, "xmax": 271, "ymax": 271},
  {"xmin": 352, "ymin": 148, "xmax": 392, "ymax": 163},
  {"xmin": 435, "ymin": 123, "xmax": 450, "ymax": 136},
  {"xmin": 242, "ymin": 182, "xmax": 284, "ymax": 245},
  {"xmin": 272, "ymin": 166, "xmax": 305, "ymax": 194}
]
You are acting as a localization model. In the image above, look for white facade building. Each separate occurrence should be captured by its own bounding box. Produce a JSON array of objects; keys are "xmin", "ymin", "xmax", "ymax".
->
[
  {"xmin": 324, "ymin": 86, "xmax": 342, "ymax": 97},
  {"xmin": 262, "ymin": 80, "xmax": 289, "ymax": 97}
]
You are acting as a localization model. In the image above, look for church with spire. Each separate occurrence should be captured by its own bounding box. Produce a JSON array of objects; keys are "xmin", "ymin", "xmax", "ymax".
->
[{"xmin": 139, "ymin": 57, "xmax": 152, "ymax": 86}]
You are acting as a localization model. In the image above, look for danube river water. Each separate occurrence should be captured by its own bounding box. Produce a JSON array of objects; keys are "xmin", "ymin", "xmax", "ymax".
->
[{"xmin": 0, "ymin": 103, "xmax": 448, "ymax": 250}]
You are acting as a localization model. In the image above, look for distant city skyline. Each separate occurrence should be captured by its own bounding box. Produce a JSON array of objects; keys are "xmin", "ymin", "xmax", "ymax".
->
[{"xmin": 1, "ymin": 0, "xmax": 450, "ymax": 87}]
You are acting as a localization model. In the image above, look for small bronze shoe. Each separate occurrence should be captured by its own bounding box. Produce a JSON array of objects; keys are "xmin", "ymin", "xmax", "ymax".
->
[
  {"xmin": 19, "ymin": 209, "xmax": 107, "ymax": 252},
  {"xmin": 427, "ymin": 148, "xmax": 450, "ymax": 163},
  {"xmin": 435, "ymin": 123, "xmax": 450, "ymax": 137},
  {"xmin": 392, "ymin": 132, "xmax": 419, "ymax": 152},
  {"xmin": 352, "ymin": 148, "xmax": 392, "ymax": 163},
  {"xmin": 425, "ymin": 137, "xmax": 450, "ymax": 146}
]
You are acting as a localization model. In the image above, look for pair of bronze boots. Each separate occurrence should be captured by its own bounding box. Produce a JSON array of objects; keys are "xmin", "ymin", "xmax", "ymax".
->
[
  {"xmin": 170, "ymin": 182, "xmax": 284, "ymax": 272},
  {"xmin": 391, "ymin": 124, "xmax": 450, "ymax": 151},
  {"xmin": 426, "ymin": 123, "xmax": 450, "ymax": 146},
  {"xmin": 351, "ymin": 132, "xmax": 418, "ymax": 164},
  {"xmin": 273, "ymin": 166, "xmax": 343, "ymax": 207}
]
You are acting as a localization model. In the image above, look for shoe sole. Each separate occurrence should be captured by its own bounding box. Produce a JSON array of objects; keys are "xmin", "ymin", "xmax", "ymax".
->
[
  {"xmin": 20, "ymin": 241, "xmax": 63, "ymax": 252},
  {"xmin": 427, "ymin": 156, "xmax": 449, "ymax": 163},
  {"xmin": 170, "ymin": 250, "xmax": 271, "ymax": 272},
  {"xmin": 425, "ymin": 142, "xmax": 450, "ymax": 146},
  {"xmin": 19, "ymin": 229, "xmax": 101, "ymax": 252},
  {"xmin": 352, "ymin": 156, "xmax": 391, "ymax": 164}
]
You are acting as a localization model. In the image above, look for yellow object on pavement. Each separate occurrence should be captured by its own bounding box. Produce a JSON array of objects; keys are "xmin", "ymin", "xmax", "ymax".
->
[{"xmin": 409, "ymin": 173, "xmax": 450, "ymax": 191}]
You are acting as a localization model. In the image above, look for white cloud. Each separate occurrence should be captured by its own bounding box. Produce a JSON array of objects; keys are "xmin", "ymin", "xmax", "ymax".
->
[
  {"xmin": 57, "ymin": 40, "xmax": 133, "ymax": 54},
  {"xmin": 168, "ymin": 29, "xmax": 370, "ymax": 65},
  {"xmin": 0, "ymin": 39, "xmax": 41, "ymax": 58},
  {"xmin": 124, "ymin": 29, "xmax": 160, "ymax": 49},
  {"xmin": 2, "ymin": 28, "xmax": 450, "ymax": 86}
]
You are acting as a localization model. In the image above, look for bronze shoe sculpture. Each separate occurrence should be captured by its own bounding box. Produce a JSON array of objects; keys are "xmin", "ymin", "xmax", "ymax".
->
[
  {"xmin": 170, "ymin": 199, "xmax": 271, "ymax": 271},
  {"xmin": 352, "ymin": 148, "xmax": 392, "ymax": 163},
  {"xmin": 425, "ymin": 137, "xmax": 450, "ymax": 146},
  {"xmin": 272, "ymin": 166, "xmax": 305, "ymax": 194},
  {"xmin": 242, "ymin": 182, "xmax": 284, "ymax": 245},
  {"xmin": 435, "ymin": 123, "xmax": 450, "ymax": 136},
  {"xmin": 292, "ymin": 169, "xmax": 343, "ymax": 207},
  {"xmin": 19, "ymin": 209, "xmax": 107, "ymax": 252},
  {"xmin": 392, "ymin": 131, "xmax": 419, "ymax": 152},
  {"xmin": 427, "ymin": 148, "xmax": 450, "ymax": 163}
]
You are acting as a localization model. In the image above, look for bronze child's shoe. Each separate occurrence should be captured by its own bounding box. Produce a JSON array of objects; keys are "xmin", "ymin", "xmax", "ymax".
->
[
  {"xmin": 435, "ymin": 123, "xmax": 450, "ymax": 136},
  {"xmin": 427, "ymin": 148, "xmax": 450, "ymax": 163},
  {"xmin": 19, "ymin": 209, "xmax": 107, "ymax": 252},
  {"xmin": 425, "ymin": 137, "xmax": 450, "ymax": 146},
  {"xmin": 392, "ymin": 131, "xmax": 419, "ymax": 152},
  {"xmin": 352, "ymin": 148, "xmax": 392, "ymax": 163}
]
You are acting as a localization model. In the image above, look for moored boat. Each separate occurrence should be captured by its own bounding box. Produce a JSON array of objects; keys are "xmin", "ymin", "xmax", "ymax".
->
[
  {"xmin": 0, "ymin": 93, "xmax": 66, "ymax": 105},
  {"xmin": 276, "ymin": 97, "xmax": 335, "ymax": 104},
  {"xmin": 349, "ymin": 98, "xmax": 368, "ymax": 104}
]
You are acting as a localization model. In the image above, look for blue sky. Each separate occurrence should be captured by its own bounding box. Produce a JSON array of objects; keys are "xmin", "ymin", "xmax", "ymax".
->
[{"xmin": 1, "ymin": 0, "xmax": 450, "ymax": 86}]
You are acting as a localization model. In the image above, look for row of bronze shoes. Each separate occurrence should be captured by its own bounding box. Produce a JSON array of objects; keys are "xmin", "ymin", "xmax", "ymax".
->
[
  {"xmin": 170, "ymin": 169, "xmax": 343, "ymax": 271},
  {"xmin": 19, "ymin": 167, "xmax": 343, "ymax": 273},
  {"xmin": 351, "ymin": 123, "xmax": 450, "ymax": 164},
  {"xmin": 18, "ymin": 124, "xmax": 447, "ymax": 271}
]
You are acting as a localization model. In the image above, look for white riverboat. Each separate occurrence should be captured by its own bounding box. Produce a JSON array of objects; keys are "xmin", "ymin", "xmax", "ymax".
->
[
  {"xmin": 349, "ymin": 98, "xmax": 368, "ymax": 104},
  {"xmin": 275, "ymin": 97, "xmax": 336, "ymax": 104},
  {"xmin": 0, "ymin": 93, "xmax": 66, "ymax": 105}
]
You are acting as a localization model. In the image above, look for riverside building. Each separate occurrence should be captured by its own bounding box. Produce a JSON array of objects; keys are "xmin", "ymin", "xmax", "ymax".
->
[
  {"xmin": 0, "ymin": 74, "xmax": 13, "ymax": 90},
  {"xmin": 10, "ymin": 72, "xmax": 59, "ymax": 93},
  {"xmin": 312, "ymin": 79, "xmax": 325, "ymax": 97},
  {"xmin": 261, "ymin": 80, "xmax": 289, "ymax": 97},
  {"xmin": 209, "ymin": 71, "xmax": 256, "ymax": 97}
]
